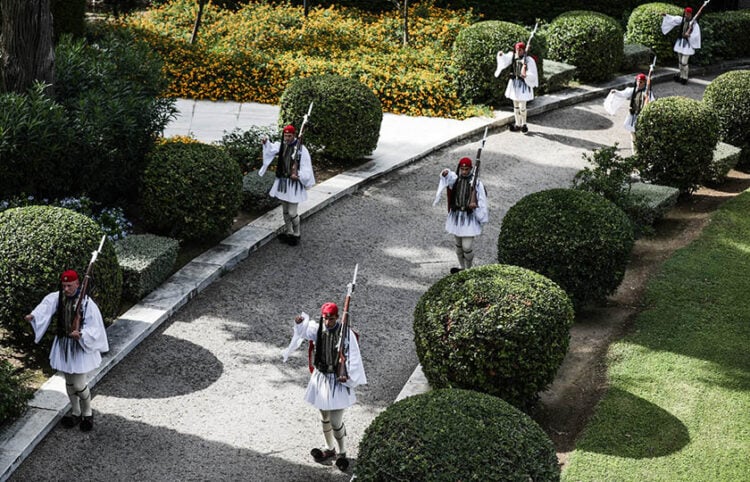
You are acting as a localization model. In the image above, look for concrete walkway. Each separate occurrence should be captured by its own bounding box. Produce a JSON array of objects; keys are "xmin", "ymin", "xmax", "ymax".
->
[{"xmin": 1, "ymin": 60, "xmax": 747, "ymax": 481}]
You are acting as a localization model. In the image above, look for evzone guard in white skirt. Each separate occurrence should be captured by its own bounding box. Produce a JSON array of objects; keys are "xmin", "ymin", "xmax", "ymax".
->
[
  {"xmin": 604, "ymin": 73, "xmax": 655, "ymax": 154},
  {"xmin": 25, "ymin": 269, "xmax": 109, "ymax": 432},
  {"xmin": 494, "ymin": 41, "xmax": 539, "ymax": 133},
  {"xmin": 433, "ymin": 156, "xmax": 489, "ymax": 274},
  {"xmin": 282, "ymin": 302, "xmax": 366, "ymax": 472},
  {"xmin": 662, "ymin": 6, "xmax": 702, "ymax": 84},
  {"xmin": 260, "ymin": 124, "xmax": 315, "ymax": 246}
]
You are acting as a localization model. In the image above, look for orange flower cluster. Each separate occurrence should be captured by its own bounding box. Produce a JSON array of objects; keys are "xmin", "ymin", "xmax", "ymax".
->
[{"xmin": 120, "ymin": 0, "xmax": 475, "ymax": 118}]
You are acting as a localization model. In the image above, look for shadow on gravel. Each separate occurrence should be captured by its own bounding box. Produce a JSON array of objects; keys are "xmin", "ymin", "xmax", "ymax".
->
[
  {"xmin": 96, "ymin": 334, "xmax": 224, "ymax": 398},
  {"xmin": 533, "ymin": 105, "xmax": 615, "ymax": 131},
  {"xmin": 9, "ymin": 412, "xmax": 352, "ymax": 482},
  {"xmin": 523, "ymin": 131, "xmax": 610, "ymax": 151}
]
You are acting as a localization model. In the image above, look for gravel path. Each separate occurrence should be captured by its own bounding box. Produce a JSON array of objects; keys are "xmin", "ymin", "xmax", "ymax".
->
[{"xmin": 11, "ymin": 75, "xmax": 714, "ymax": 482}]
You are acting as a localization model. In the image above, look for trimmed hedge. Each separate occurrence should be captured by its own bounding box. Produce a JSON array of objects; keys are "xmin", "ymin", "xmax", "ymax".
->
[
  {"xmin": 0, "ymin": 206, "xmax": 122, "ymax": 340},
  {"xmin": 497, "ymin": 189, "xmax": 635, "ymax": 311},
  {"xmin": 241, "ymin": 173, "xmax": 281, "ymax": 213},
  {"xmin": 546, "ymin": 11, "xmax": 623, "ymax": 83},
  {"xmin": 279, "ymin": 74, "xmax": 382, "ymax": 162},
  {"xmin": 573, "ymin": 145, "xmax": 653, "ymax": 236},
  {"xmin": 635, "ymin": 96, "xmax": 720, "ymax": 193},
  {"xmin": 703, "ymin": 70, "xmax": 750, "ymax": 168},
  {"xmin": 356, "ymin": 388, "xmax": 560, "ymax": 481},
  {"xmin": 414, "ymin": 265, "xmax": 574, "ymax": 409},
  {"xmin": 114, "ymin": 234, "xmax": 179, "ymax": 301},
  {"xmin": 626, "ymin": 3, "xmax": 683, "ymax": 65},
  {"xmin": 451, "ymin": 20, "xmax": 545, "ymax": 107},
  {"xmin": 141, "ymin": 141, "xmax": 243, "ymax": 242}
]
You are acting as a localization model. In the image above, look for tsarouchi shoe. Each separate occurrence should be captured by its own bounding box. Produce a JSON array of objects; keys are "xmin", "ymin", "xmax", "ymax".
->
[{"xmin": 311, "ymin": 447, "xmax": 336, "ymax": 463}]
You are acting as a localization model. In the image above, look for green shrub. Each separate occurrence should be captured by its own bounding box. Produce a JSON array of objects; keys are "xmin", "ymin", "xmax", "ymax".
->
[
  {"xmin": 635, "ymin": 96, "xmax": 719, "ymax": 193},
  {"xmin": 114, "ymin": 234, "xmax": 179, "ymax": 301},
  {"xmin": 692, "ymin": 10, "xmax": 750, "ymax": 66},
  {"xmin": 573, "ymin": 145, "xmax": 653, "ymax": 236},
  {"xmin": 218, "ymin": 125, "xmax": 279, "ymax": 173},
  {"xmin": 413, "ymin": 265, "xmax": 574, "ymax": 409},
  {"xmin": 0, "ymin": 206, "xmax": 122, "ymax": 341},
  {"xmin": 497, "ymin": 189, "xmax": 635, "ymax": 311},
  {"xmin": 241, "ymin": 173, "xmax": 281, "ymax": 213},
  {"xmin": 356, "ymin": 388, "xmax": 560, "ymax": 481},
  {"xmin": 54, "ymin": 31, "xmax": 176, "ymax": 205},
  {"xmin": 0, "ymin": 84, "xmax": 74, "ymax": 200},
  {"xmin": 703, "ymin": 70, "xmax": 750, "ymax": 168},
  {"xmin": 0, "ymin": 358, "xmax": 33, "ymax": 426},
  {"xmin": 451, "ymin": 20, "xmax": 545, "ymax": 107},
  {"xmin": 141, "ymin": 141, "xmax": 243, "ymax": 242},
  {"xmin": 547, "ymin": 11, "xmax": 623, "ymax": 83},
  {"xmin": 278, "ymin": 74, "xmax": 382, "ymax": 162},
  {"xmin": 626, "ymin": 3, "xmax": 683, "ymax": 64}
]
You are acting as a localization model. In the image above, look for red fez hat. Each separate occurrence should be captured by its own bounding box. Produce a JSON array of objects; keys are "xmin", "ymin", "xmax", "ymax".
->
[
  {"xmin": 636, "ymin": 73, "xmax": 647, "ymax": 81},
  {"xmin": 684, "ymin": 7, "xmax": 693, "ymax": 14},
  {"xmin": 283, "ymin": 125, "xmax": 296, "ymax": 134},
  {"xmin": 514, "ymin": 41, "xmax": 526, "ymax": 50},
  {"xmin": 458, "ymin": 157, "xmax": 473, "ymax": 168},
  {"xmin": 60, "ymin": 270, "xmax": 79, "ymax": 282},
  {"xmin": 321, "ymin": 302, "xmax": 338, "ymax": 317}
]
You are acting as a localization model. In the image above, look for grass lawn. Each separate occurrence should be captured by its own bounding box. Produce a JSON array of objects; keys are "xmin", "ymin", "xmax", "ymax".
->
[{"xmin": 563, "ymin": 190, "xmax": 750, "ymax": 481}]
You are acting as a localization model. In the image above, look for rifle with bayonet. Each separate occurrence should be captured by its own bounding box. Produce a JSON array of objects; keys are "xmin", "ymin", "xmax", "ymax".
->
[
  {"xmin": 470, "ymin": 127, "xmax": 488, "ymax": 208},
  {"xmin": 687, "ymin": 0, "xmax": 710, "ymax": 37},
  {"xmin": 291, "ymin": 101, "xmax": 313, "ymax": 179},
  {"xmin": 645, "ymin": 55, "xmax": 656, "ymax": 105},
  {"xmin": 71, "ymin": 235, "xmax": 106, "ymax": 338},
  {"xmin": 336, "ymin": 264, "xmax": 358, "ymax": 382}
]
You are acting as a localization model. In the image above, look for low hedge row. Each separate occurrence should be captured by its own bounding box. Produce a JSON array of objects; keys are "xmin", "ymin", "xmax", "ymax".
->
[{"xmin": 114, "ymin": 234, "xmax": 179, "ymax": 301}]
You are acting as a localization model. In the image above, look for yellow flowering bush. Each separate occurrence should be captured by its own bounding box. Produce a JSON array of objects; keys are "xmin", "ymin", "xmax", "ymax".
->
[{"xmin": 119, "ymin": 0, "xmax": 475, "ymax": 118}]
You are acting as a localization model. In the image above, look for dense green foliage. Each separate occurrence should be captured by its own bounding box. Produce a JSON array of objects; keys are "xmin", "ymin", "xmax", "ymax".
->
[
  {"xmin": 241, "ymin": 173, "xmax": 281, "ymax": 213},
  {"xmin": 0, "ymin": 359, "xmax": 33, "ymax": 426},
  {"xmin": 114, "ymin": 234, "xmax": 179, "ymax": 300},
  {"xmin": 547, "ymin": 11, "xmax": 623, "ymax": 82},
  {"xmin": 451, "ymin": 20, "xmax": 544, "ymax": 106},
  {"xmin": 564, "ymin": 191, "xmax": 750, "ymax": 481},
  {"xmin": 573, "ymin": 146, "xmax": 654, "ymax": 236},
  {"xmin": 357, "ymin": 389, "xmax": 560, "ymax": 481},
  {"xmin": 703, "ymin": 70, "xmax": 750, "ymax": 167},
  {"xmin": 635, "ymin": 96, "xmax": 719, "ymax": 193},
  {"xmin": 497, "ymin": 189, "xmax": 635, "ymax": 311},
  {"xmin": 141, "ymin": 141, "xmax": 243, "ymax": 242},
  {"xmin": 0, "ymin": 84, "xmax": 74, "ymax": 200},
  {"xmin": 413, "ymin": 265, "xmax": 574, "ymax": 409},
  {"xmin": 54, "ymin": 31, "xmax": 176, "ymax": 205},
  {"xmin": 219, "ymin": 125, "xmax": 279, "ymax": 174},
  {"xmin": 279, "ymin": 75, "xmax": 382, "ymax": 161},
  {"xmin": 0, "ymin": 206, "xmax": 122, "ymax": 341},
  {"xmin": 626, "ymin": 3, "xmax": 682, "ymax": 63}
]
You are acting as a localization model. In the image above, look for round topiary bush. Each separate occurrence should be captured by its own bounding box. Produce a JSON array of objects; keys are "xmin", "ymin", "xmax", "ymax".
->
[
  {"xmin": 703, "ymin": 70, "xmax": 750, "ymax": 168},
  {"xmin": 547, "ymin": 11, "xmax": 623, "ymax": 82},
  {"xmin": 141, "ymin": 140, "xmax": 243, "ymax": 242},
  {"xmin": 278, "ymin": 74, "xmax": 382, "ymax": 162},
  {"xmin": 635, "ymin": 96, "xmax": 720, "ymax": 193},
  {"xmin": 451, "ymin": 20, "xmax": 546, "ymax": 107},
  {"xmin": 626, "ymin": 3, "xmax": 683, "ymax": 64},
  {"xmin": 0, "ymin": 206, "xmax": 122, "ymax": 340},
  {"xmin": 497, "ymin": 189, "xmax": 635, "ymax": 311},
  {"xmin": 414, "ymin": 264, "xmax": 574, "ymax": 409},
  {"xmin": 356, "ymin": 388, "xmax": 560, "ymax": 481}
]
